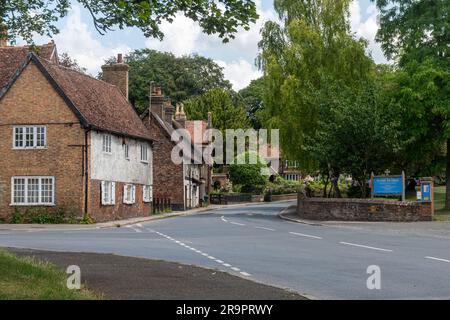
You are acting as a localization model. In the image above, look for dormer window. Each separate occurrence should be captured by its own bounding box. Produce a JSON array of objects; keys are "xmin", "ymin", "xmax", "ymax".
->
[{"xmin": 13, "ymin": 126, "xmax": 46, "ymax": 149}]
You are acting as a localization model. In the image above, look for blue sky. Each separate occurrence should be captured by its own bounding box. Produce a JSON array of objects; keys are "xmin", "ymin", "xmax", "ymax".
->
[{"xmin": 26, "ymin": 0, "xmax": 386, "ymax": 90}]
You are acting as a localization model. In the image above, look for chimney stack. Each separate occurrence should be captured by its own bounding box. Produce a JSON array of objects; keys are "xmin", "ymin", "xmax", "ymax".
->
[
  {"xmin": 101, "ymin": 53, "xmax": 129, "ymax": 100},
  {"xmin": 0, "ymin": 25, "xmax": 7, "ymax": 47},
  {"xmin": 175, "ymin": 103, "xmax": 187, "ymax": 128},
  {"xmin": 207, "ymin": 112, "xmax": 213, "ymax": 128},
  {"xmin": 164, "ymin": 100, "xmax": 175, "ymax": 124},
  {"xmin": 150, "ymin": 85, "xmax": 165, "ymax": 119}
]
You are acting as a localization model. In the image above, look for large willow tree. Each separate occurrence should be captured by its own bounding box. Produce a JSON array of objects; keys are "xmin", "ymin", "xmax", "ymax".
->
[{"xmin": 257, "ymin": 0, "xmax": 373, "ymax": 170}]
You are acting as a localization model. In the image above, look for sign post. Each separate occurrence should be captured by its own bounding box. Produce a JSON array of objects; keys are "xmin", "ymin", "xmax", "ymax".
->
[{"xmin": 420, "ymin": 178, "xmax": 434, "ymax": 215}]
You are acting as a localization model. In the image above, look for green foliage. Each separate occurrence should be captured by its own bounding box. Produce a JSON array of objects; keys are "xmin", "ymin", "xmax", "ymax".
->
[
  {"xmin": 229, "ymin": 151, "xmax": 268, "ymax": 194},
  {"xmin": 238, "ymin": 77, "xmax": 265, "ymax": 128},
  {"xmin": 80, "ymin": 213, "xmax": 96, "ymax": 225},
  {"xmin": 9, "ymin": 207, "xmax": 70, "ymax": 224},
  {"xmin": 258, "ymin": 0, "xmax": 374, "ymax": 169},
  {"xmin": 265, "ymin": 176, "xmax": 303, "ymax": 195},
  {"xmin": 102, "ymin": 50, "xmax": 232, "ymax": 113},
  {"xmin": 184, "ymin": 88, "xmax": 249, "ymax": 131},
  {"xmin": 0, "ymin": 0, "xmax": 258, "ymax": 44}
]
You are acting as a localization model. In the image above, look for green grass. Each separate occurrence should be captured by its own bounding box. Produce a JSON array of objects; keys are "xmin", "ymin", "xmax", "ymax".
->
[
  {"xmin": 0, "ymin": 249, "xmax": 99, "ymax": 300},
  {"xmin": 433, "ymin": 186, "xmax": 450, "ymax": 221}
]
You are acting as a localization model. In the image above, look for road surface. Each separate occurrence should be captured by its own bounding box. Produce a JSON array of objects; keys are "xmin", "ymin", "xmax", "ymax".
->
[{"xmin": 1, "ymin": 201, "xmax": 450, "ymax": 299}]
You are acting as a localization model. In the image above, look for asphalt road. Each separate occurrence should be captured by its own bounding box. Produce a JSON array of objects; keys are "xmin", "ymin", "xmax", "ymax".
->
[{"xmin": 1, "ymin": 201, "xmax": 450, "ymax": 299}]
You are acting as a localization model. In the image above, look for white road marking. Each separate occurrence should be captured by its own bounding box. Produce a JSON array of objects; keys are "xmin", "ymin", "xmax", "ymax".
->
[
  {"xmin": 289, "ymin": 232, "xmax": 322, "ymax": 240},
  {"xmin": 255, "ymin": 226, "xmax": 275, "ymax": 231},
  {"xmin": 221, "ymin": 216, "xmax": 228, "ymax": 222},
  {"xmin": 230, "ymin": 222, "xmax": 246, "ymax": 226},
  {"xmin": 151, "ymin": 229, "xmax": 252, "ymax": 277},
  {"xmin": 425, "ymin": 256, "xmax": 450, "ymax": 263},
  {"xmin": 136, "ymin": 223, "xmax": 143, "ymax": 227},
  {"xmin": 339, "ymin": 242, "xmax": 393, "ymax": 252}
]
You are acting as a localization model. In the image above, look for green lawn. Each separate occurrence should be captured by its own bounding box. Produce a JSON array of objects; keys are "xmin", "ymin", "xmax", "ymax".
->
[
  {"xmin": 433, "ymin": 186, "xmax": 450, "ymax": 221},
  {"xmin": 0, "ymin": 250, "xmax": 99, "ymax": 300}
]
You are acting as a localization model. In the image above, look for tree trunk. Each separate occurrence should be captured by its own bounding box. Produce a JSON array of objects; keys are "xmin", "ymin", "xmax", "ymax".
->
[
  {"xmin": 323, "ymin": 175, "xmax": 329, "ymax": 198},
  {"xmin": 446, "ymin": 139, "xmax": 450, "ymax": 209}
]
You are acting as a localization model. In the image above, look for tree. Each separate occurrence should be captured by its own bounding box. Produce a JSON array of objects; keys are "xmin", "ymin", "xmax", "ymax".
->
[
  {"xmin": 229, "ymin": 151, "xmax": 268, "ymax": 194},
  {"xmin": 183, "ymin": 88, "xmax": 249, "ymax": 131},
  {"xmin": 58, "ymin": 52, "xmax": 87, "ymax": 73},
  {"xmin": 0, "ymin": 0, "xmax": 258, "ymax": 44},
  {"xmin": 103, "ymin": 49, "xmax": 232, "ymax": 113},
  {"xmin": 238, "ymin": 77, "xmax": 265, "ymax": 129},
  {"xmin": 374, "ymin": 0, "xmax": 450, "ymax": 206},
  {"xmin": 258, "ymin": 0, "xmax": 374, "ymax": 190}
]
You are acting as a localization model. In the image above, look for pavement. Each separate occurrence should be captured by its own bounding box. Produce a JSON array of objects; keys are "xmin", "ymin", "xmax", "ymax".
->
[
  {"xmin": 7, "ymin": 248, "xmax": 304, "ymax": 300},
  {"xmin": 1, "ymin": 201, "xmax": 450, "ymax": 299}
]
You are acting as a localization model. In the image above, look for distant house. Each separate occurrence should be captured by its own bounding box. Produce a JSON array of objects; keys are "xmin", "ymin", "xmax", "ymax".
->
[
  {"xmin": 141, "ymin": 87, "xmax": 212, "ymax": 210},
  {"xmin": 0, "ymin": 42, "xmax": 153, "ymax": 222}
]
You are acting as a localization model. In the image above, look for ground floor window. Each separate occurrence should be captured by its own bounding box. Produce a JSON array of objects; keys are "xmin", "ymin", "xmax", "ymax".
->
[
  {"xmin": 143, "ymin": 185, "xmax": 152, "ymax": 203},
  {"xmin": 123, "ymin": 184, "xmax": 136, "ymax": 204},
  {"xmin": 11, "ymin": 176, "xmax": 54, "ymax": 205},
  {"xmin": 101, "ymin": 181, "xmax": 115, "ymax": 205}
]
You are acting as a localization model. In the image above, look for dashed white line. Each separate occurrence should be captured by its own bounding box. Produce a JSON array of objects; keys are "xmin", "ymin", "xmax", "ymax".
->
[
  {"xmin": 255, "ymin": 226, "xmax": 275, "ymax": 231},
  {"xmin": 339, "ymin": 242, "xmax": 393, "ymax": 252},
  {"xmin": 425, "ymin": 256, "xmax": 450, "ymax": 263},
  {"xmin": 289, "ymin": 232, "xmax": 323, "ymax": 240},
  {"xmin": 221, "ymin": 216, "xmax": 228, "ymax": 222},
  {"xmin": 230, "ymin": 222, "xmax": 246, "ymax": 226},
  {"xmin": 149, "ymin": 229, "xmax": 252, "ymax": 277}
]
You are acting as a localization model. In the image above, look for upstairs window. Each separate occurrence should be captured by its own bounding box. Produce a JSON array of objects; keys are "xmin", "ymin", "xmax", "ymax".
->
[
  {"xmin": 140, "ymin": 144, "xmax": 148, "ymax": 163},
  {"xmin": 13, "ymin": 126, "xmax": 46, "ymax": 149},
  {"xmin": 124, "ymin": 144, "xmax": 129, "ymax": 160},
  {"xmin": 102, "ymin": 134, "xmax": 112, "ymax": 153}
]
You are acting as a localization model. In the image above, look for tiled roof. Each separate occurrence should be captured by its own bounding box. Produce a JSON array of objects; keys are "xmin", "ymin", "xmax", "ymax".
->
[
  {"xmin": 0, "ymin": 43, "xmax": 56, "ymax": 92},
  {"xmin": 0, "ymin": 47, "xmax": 152, "ymax": 141},
  {"xmin": 40, "ymin": 58, "xmax": 152, "ymax": 141}
]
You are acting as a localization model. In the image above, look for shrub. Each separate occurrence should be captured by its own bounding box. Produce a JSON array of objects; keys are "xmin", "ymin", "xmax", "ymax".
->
[
  {"xmin": 80, "ymin": 213, "xmax": 96, "ymax": 224},
  {"xmin": 10, "ymin": 208, "xmax": 24, "ymax": 224},
  {"xmin": 229, "ymin": 151, "xmax": 268, "ymax": 194}
]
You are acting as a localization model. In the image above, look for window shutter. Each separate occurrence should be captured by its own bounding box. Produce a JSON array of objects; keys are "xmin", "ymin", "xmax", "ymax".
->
[
  {"xmin": 111, "ymin": 182, "xmax": 116, "ymax": 204},
  {"xmin": 101, "ymin": 181, "xmax": 106, "ymax": 205}
]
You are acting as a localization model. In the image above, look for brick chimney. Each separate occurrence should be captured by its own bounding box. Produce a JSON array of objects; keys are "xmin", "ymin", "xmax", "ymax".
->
[
  {"xmin": 164, "ymin": 100, "xmax": 175, "ymax": 124},
  {"xmin": 150, "ymin": 86, "xmax": 165, "ymax": 119},
  {"xmin": 0, "ymin": 25, "xmax": 7, "ymax": 47},
  {"xmin": 175, "ymin": 103, "xmax": 187, "ymax": 128},
  {"xmin": 101, "ymin": 53, "xmax": 129, "ymax": 100}
]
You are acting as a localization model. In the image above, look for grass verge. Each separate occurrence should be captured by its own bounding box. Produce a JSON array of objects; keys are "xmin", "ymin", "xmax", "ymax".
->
[
  {"xmin": 0, "ymin": 249, "xmax": 99, "ymax": 300},
  {"xmin": 433, "ymin": 186, "xmax": 450, "ymax": 221}
]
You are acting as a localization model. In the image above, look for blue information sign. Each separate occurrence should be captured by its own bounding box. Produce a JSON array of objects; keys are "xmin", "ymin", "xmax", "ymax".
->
[
  {"xmin": 373, "ymin": 176, "xmax": 403, "ymax": 195},
  {"xmin": 421, "ymin": 182, "xmax": 431, "ymax": 201}
]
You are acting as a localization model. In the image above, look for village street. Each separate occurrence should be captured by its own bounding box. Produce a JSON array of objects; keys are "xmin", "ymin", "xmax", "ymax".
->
[{"xmin": 1, "ymin": 202, "xmax": 450, "ymax": 299}]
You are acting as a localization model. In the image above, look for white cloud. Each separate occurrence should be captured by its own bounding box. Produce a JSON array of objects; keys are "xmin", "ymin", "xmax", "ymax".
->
[
  {"xmin": 349, "ymin": 0, "xmax": 388, "ymax": 64},
  {"xmin": 25, "ymin": 5, "xmax": 131, "ymax": 76},
  {"xmin": 216, "ymin": 59, "xmax": 262, "ymax": 91},
  {"xmin": 146, "ymin": 0, "xmax": 274, "ymax": 90}
]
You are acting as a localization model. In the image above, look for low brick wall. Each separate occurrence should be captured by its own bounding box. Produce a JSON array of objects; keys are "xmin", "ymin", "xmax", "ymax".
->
[
  {"xmin": 297, "ymin": 196, "xmax": 432, "ymax": 222},
  {"xmin": 266, "ymin": 194, "xmax": 298, "ymax": 202}
]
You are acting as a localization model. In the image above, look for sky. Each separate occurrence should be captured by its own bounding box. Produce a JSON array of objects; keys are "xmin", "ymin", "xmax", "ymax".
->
[{"xmin": 24, "ymin": 0, "xmax": 387, "ymax": 91}]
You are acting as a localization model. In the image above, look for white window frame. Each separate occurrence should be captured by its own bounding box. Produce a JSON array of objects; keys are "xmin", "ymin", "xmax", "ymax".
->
[
  {"xmin": 101, "ymin": 181, "xmax": 115, "ymax": 205},
  {"xmin": 11, "ymin": 176, "xmax": 54, "ymax": 206},
  {"xmin": 123, "ymin": 184, "xmax": 136, "ymax": 204},
  {"xmin": 143, "ymin": 185, "xmax": 152, "ymax": 203},
  {"xmin": 124, "ymin": 143, "xmax": 130, "ymax": 160},
  {"xmin": 102, "ymin": 134, "xmax": 112, "ymax": 154},
  {"xmin": 140, "ymin": 144, "xmax": 148, "ymax": 163},
  {"xmin": 13, "ymin": 125, "xmax": 47, "ymax": 149}
]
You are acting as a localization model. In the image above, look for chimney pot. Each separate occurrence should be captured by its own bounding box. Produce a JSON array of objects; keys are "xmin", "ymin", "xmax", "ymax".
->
[
  {"xmin": 117, "ymin": 53, "xmax": 123, "ymax": 63},
  {"xmin": 0, "ymin": 25, "xmax": 7, "ymax": 47}
]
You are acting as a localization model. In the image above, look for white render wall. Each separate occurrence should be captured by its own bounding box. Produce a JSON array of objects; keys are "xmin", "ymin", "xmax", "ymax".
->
[{"xmin": 90, "ymin": 131, "xmax": 152, "ymax": 185}]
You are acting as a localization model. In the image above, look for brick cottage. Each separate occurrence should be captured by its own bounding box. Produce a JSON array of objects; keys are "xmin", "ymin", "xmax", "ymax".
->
[
  {"xmin": 0, "ymin": 43, "xmax": 154, "ymax": 222},
  {"xmin": 141, "ymin": 87, "xmax": 212, "ymax": 211}
]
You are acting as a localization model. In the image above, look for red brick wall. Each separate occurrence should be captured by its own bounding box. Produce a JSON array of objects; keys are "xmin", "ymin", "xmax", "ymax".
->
[
  {"xmin": 88, "ymin": 180, "xmax": 151, "ymax": 222},
  {"xmin": 0, "ymin": 63, "xmax": 86, "ymax": 220},
  {"xmin": 142, "ymin": 113, "xmax": 185, "ymax": 210}
]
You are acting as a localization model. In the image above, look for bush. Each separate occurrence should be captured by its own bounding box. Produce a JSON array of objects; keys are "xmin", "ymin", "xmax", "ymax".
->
[
  {"xmin": 265, "ymin": 176, "xmax": 304, "ymax": 195},
  {"xmin": 9, "ymin": 207, "xmax": 77, "ymax": 224},
  {"xmin": 229, "ymin": 151, "xmax": 268, "ymax": 194}
]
